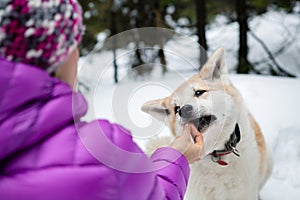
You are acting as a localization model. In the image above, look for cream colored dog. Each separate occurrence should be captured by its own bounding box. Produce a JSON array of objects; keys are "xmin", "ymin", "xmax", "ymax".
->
[{"xmin": 142, "ymin": 48, "xmax": 273, "ymax": 200}]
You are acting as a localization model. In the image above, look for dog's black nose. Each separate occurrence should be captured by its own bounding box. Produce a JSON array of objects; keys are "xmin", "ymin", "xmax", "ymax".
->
[{"xmin": 179, "ymin": 104, "xmax": 193, "ymax": 118}]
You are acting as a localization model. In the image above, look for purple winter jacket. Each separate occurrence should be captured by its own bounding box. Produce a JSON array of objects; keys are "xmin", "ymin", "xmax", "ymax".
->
[{"xmin": 0, "ymin": 58, "xmax": 190, "ymax": 200}]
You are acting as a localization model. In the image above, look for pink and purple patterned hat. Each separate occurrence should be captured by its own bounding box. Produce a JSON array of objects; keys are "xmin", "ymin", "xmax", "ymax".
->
[{"xmin": 0, "ymin": 0, "xmax": 83, "ymax": 72}]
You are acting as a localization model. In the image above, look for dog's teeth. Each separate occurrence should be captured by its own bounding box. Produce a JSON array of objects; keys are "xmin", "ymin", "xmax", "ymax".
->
[{"xmin": 195, "ymin": 115, "xmax": 217, "ymax": 132}]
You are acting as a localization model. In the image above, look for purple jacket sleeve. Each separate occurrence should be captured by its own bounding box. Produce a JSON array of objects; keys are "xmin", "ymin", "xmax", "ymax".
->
[
  {"xmin": 80, "ymin": 120, "xmax": 190, "ymax": 200},
  {"xmin": 150, "ymin": 148, "xmax": 190, "ymax": 199}
]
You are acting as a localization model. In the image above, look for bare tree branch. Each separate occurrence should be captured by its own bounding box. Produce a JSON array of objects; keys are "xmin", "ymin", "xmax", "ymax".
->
[
  {"xmin": 250, "ymin": 17, "xmax": 300, "ymax": 67},
  {"xmin": 251, "ymin": 37, "xmax": 294, "ymax": 66},
  {"xmin": 248, "ymin": 29, "xmax": 296, "ymax": 77}
]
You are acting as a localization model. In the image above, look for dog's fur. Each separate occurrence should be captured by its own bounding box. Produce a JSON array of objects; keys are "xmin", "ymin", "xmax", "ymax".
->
[{"xmin": 141, "ymin": 48, "xmax": 273, "ymax": 200}]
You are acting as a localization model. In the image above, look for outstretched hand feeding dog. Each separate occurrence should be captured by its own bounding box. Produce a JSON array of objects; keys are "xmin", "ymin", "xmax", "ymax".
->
[{"xmin": 170, "ymin": 123, "xmax": 204, "ymax": 164}]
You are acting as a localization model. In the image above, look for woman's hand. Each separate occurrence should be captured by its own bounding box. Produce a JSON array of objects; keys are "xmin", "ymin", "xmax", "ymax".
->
[{"xmin": 170, "ymin": 123, "xmax": 204, "ymax": 164}]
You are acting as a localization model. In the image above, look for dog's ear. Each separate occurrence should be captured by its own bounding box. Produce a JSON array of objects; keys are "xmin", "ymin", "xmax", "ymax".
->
[
  {"xmin": 200, "ymin": 48, "xmax": 229, "ymax": 84},
  {"xmin": 141, "ymin": 99, "xmax": 169, "ymax": 122}
]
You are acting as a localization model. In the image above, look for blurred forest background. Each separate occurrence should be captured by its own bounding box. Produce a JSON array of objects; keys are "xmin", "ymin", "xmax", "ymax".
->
[{"xmin": 77, "ymin": 0, "xmax": 300, "ymax": 83}]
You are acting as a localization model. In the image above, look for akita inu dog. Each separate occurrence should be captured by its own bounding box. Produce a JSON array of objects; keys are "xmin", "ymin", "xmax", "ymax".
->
[{"xmin": 141, "ymin": 48, "xmax": 273, "ymax": 200}]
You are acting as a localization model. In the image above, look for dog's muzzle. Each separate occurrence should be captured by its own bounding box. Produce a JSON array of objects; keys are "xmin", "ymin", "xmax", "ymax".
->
[{"xmin": 178, "ymin": 104, "xmax": 217, "ymax": 132}]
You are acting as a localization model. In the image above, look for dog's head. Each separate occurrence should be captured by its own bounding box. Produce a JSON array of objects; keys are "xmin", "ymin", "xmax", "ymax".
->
[{"xmin": 141, "ymin": 48, "xmax": 241, "ymax": 154}]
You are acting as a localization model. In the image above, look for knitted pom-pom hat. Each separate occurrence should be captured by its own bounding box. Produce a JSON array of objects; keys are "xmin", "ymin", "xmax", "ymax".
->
[{"xmin": 0, "ymin": 0, "xmax": 83, "ymax": 72}]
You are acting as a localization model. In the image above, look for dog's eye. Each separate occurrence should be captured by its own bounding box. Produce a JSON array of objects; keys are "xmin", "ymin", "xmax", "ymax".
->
[
  {"xmin": 194, "ymin": 90, "xmax": 206, "ymax": 97},
  {"xmin": 174, "ymin": 106, "xmax": 180, "ymax": 114}
]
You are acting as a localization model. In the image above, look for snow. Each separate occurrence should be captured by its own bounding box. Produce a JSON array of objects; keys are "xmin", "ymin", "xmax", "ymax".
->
[
  {"xmin": 78, "ymin": 8, "xmax": 300, "ymax": 200},
  {"xmin": 231, "ymin": 75, "xmax": 300, "ymax": 199},
  {"xmin": 79, "ymin": 69, "xmax": 300, "ymax": 199}
]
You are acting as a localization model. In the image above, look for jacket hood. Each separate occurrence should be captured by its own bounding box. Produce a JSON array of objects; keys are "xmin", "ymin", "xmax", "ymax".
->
[{"xmin": 0, "ymin": 58, "xmax": 87, "ymax": 161}]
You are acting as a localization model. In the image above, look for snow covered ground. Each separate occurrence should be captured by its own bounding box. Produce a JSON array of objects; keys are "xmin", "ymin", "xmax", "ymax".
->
[
  {"xmin": 78, "ymin": 7, "xmax": 300, "ymax": 200},
  {"xmin": 79, "ymin": 70, "xmax": 300, "ymax": 199}
]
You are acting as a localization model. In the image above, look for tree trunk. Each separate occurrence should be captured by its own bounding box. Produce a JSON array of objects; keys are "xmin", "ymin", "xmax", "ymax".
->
[
  {"xmin": 153, "ymin": 0, "xmax": 167, "ymax": 74},
  {"xmin": 195, "ymin": 0, "xmax": 208, "ymax": 67},
  {"xmin": 133, "ymin": 47, "xmax": 143, "ymax": 69},
  {"xmin": 111, "ymin": 10, "xmax": 118, "ymax": 83},
  {"xmin": 236, "ymin": 0, "xmax": 251, "ymax": 74},
  {"xmin": 158, "ymin": 48, "xmax": 167, "ymax": 74}
]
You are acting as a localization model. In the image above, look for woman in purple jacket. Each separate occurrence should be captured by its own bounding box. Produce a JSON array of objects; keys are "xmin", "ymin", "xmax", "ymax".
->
[{"xmin": 0, "ymin": 0, "xmax": 204, "ymax": 199}]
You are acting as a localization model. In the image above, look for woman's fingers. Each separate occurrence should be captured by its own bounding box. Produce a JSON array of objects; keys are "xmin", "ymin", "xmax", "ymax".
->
[
  {"xmin": 181, "ymin": 124, "xmax": 192, "ymax": 139},
  {"xmin": 171, "ymin": 123, "xmax": 205, "ymax": 164},
  {"xmin": 190, "ymin": 123, "xmax": 203, "ymax": 143},
  {"xmin": 190, "ymin": 123, "xmax": 201, "ymax": 137}
]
